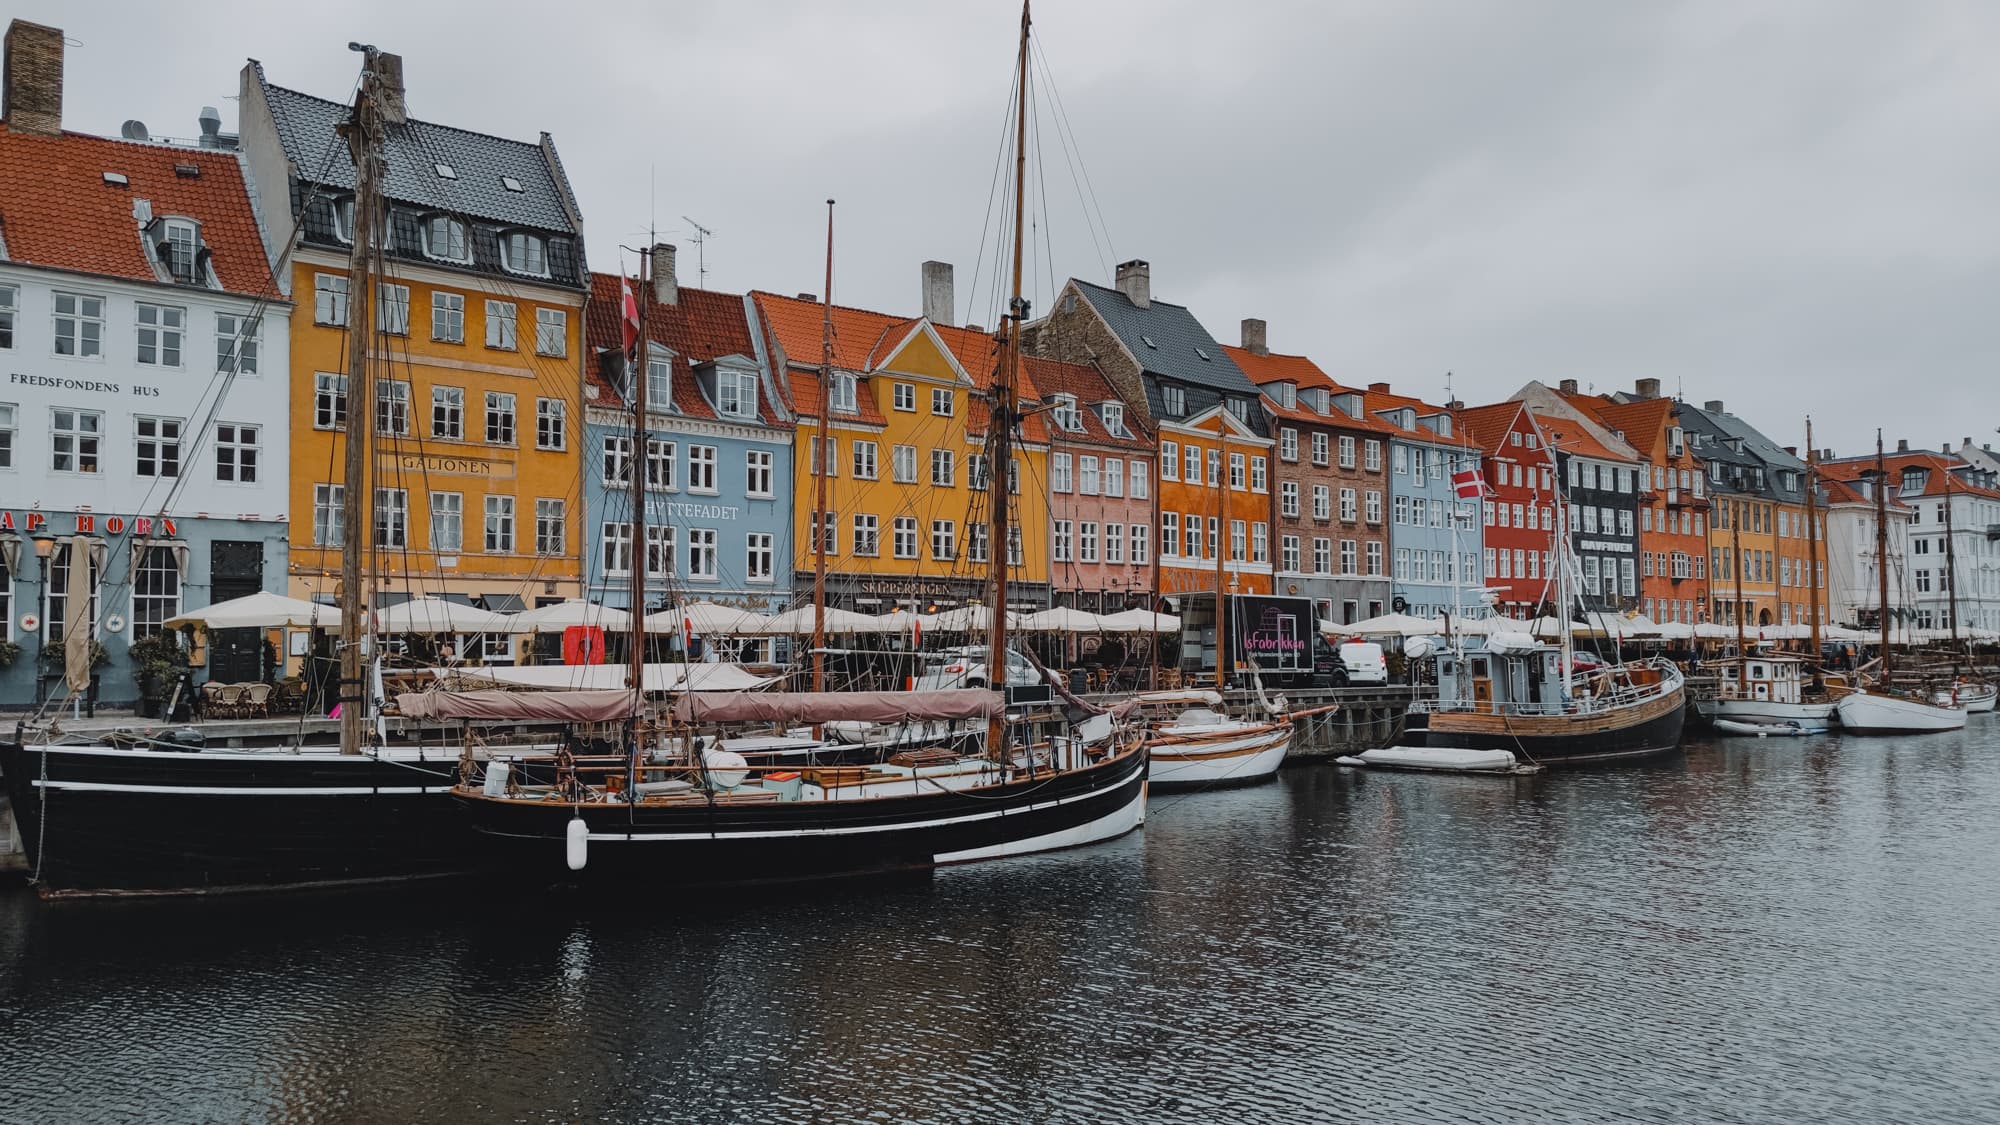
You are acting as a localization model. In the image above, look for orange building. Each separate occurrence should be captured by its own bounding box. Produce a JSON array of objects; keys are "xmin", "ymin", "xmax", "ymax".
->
[
  {"xmin": 1565, "ymin": 383, "xmax": 1713, "ymax": 626},
  {"xmin": 1155, "ymin": 405, "xmax": 1274, "ymax": 597}
]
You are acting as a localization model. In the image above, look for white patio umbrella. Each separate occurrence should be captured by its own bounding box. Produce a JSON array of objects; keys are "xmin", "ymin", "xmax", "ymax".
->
[
  {"xmin": 645, "ymin": 602, "xmax": 768, "ymax": 636},
  {"xmin": 1096, "ymin": 609, "xmax": 1180, "ymax": 634},
  {"xmin": 509, "ymin": 599, "xmax": 633, "ymax": 634},
  {"xmin": 928, "ymin": 605, "xmax": 1026, "ymax": 633},
  {"xmin": 1654, "ymin": 622, "xmax": 1696, "ymax": 641},
  {"xmin": 1020, "ymin": 606, "xmax": 1108, "ymax": 633},
  {"xmin": 374, "ymin": 597, "xmax": 518, "ymax": 634},
  {"xmin": 1333, "ymin": 613, "xmax": 1445, "ymax": 638},
  {"xmin": 1692, "ymin": 623, "xmax": 1737, "ymax": 640},
  {"xmin": 756, "ymin": 605, "xmax": 886, "ymax": 635},
  {"xmin": 165, "ymin": 591, "xmax": 341, "ymax": 630}
]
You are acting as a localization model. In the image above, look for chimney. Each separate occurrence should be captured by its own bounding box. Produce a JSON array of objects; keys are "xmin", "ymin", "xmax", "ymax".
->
[
  {"xmin": 1368, "ymin": 382, "xmax": 1390, "ymax": 393},
  {"xmin": 1447, "ymin": 399, "xmax": 1464, "ymax": 410},
  {"xmin": 652, "ymin": 242, "xmax": 678, "ymax": 306},
  {"xmin": 1559, "ymin": 378, "xmax": 1579, "ymax": 395},
  {"xmin": 373, "ymin": 52, "xmax": 408, "ymax": 125},
  {"xmin": 1115, "ymin": 259, "xmax": 1151, "ymax": 309},
  {"xmin": 3, "ymin": 20, "xmax": 64, "ymax": 137},
  {"xmin": 1896, "ymin": 438, "xmax": 1908, "ymax": 453},
  {"xmin": 920, "ymin": 260, "xmax": 954, "ymax": 326},
  {"xmin": 1634, "ymin": 378, "xmax": 1660, "ymax": 400},
  {"xmin": 1783, "ymin": 446, "xmax": 1798, "ymax": 456},
  {"xmin": 1704, "ymin": 400, "xmax": 1725, "ymax": 413},
  {"xmin": 1240, "ymin": 318, "xmax": 1267, "ymax": 356}
]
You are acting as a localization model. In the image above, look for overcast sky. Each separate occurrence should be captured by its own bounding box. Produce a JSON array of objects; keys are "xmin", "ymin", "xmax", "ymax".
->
[{"xmin": 36, "ymin": 0, "xmax": 2000, "ymax": 458}]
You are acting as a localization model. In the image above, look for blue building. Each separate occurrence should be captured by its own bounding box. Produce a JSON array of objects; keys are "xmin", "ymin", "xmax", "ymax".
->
[
  {"xmin": 1369, "ymin": 391, "xmax": 1486, "ymax": 623},
  {"xmin": 583, "ymin": 250, "xmax": 794, "ymax": 636}
]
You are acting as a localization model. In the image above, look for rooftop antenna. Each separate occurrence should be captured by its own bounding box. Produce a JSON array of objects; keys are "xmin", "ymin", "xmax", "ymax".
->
[{"xmin": 682, "ymin": 215, "xmax": 714, "ymax": 287}]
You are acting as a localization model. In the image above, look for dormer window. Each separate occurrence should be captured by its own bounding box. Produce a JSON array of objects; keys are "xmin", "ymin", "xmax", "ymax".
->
[
  {"xmin": 1225, "ymin": 397, "xmax": 1249, "ymax": 422},
  {"xmin": 716, "ymin": 370, "xmax": 759, "ymax": 419},
  {"xmin": 1161, "ymin": 385, "xmax": 1186, "ymax": 418},
  {"xmin": 423, "ymin": 216, "xmax": 471, "ymax": 263},
  {"xmin": 503, "ymin": 232, "xmax": 548, "ymax": 277},
  {"xmin": 1312, "ymin": 388, "xmax": 1331, "ymax": 415},
  {"xmin": 830, "ymin": 372, "xmax": 858, "ymax": 414},
  {"xmin": 331, "ymin": 198, "xmax": 355, "ymax": 244},
  {"xmin": 1901, "ymin": 469, "xmax": 1926, "ymax": 495},
  {"xmin": 1276, "ymin": 383, "xmax": 1297, "ymax": 409},
  {"xmin": 1099, "ymin": 402, "xmax": 1130, "ymax": 438},
  {"xmin": 645, "ymin": 356, "xmax": 673, "ymax": 408},
  {"xmin": 158, "ymin": 220, "xmax": 202, "ymax": 285},
  {"xmin": 1052, "ymin": 394, "xmax": 1082, "ymax": 432}
]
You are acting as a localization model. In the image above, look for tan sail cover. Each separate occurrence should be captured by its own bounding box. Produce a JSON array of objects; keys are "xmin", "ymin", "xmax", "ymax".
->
[
  {"xmin": 673, "ymin": 689, "xmax": 1002, "ymax": 724},
  {"xmin": 395, "ymin": 689, "xmax": 636, "ymax": 723},
  {"xmin": 64, "ymin": 536, "xmax": 105, "ymax": 692}
]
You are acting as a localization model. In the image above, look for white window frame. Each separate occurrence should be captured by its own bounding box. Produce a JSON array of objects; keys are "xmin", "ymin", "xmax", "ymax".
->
[
  {"xmin": 431, "ymin": 291, "xmax": 465, "ymax": 343},
  {"xmin": 535, "ymin": 308, "xmax": 568, "ymax": 357},
  {"xmin": 485, "ymin": 300, "xmax": 517, "ymax": 349}
]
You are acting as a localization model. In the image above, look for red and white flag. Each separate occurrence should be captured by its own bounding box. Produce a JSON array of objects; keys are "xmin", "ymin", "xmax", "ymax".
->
[
  {"xmin": 1451, "ymin": 467, "xmax": 1486, "ymax": 500},
  {"xmin": 682, "ymin": 613, "xmax": 695, "ymax": 650},
  {"xmin": 619, "ymin": 274, "xmax": 641, "ymax": 355}
]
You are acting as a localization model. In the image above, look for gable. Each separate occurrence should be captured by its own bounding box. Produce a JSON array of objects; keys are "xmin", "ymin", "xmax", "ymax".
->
[{"xmin": 878, "ymin": 324, "xmax": 970, "ymax": 384}]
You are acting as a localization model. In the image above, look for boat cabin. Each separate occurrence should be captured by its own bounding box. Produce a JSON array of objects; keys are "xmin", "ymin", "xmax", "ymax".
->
[
  {"xmin": 1712, "ymin": 655, "xmax": 1807, "ymax": 705},
  {"xmin": 1434, "ymin": 644, "xmax": 1569, "ymax": 715}
]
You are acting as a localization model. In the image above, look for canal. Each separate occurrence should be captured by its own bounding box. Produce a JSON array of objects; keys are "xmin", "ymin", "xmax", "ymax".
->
[{"xmin": 4, "ymin": 724, "xmax": 1999, "ymax": 1123}]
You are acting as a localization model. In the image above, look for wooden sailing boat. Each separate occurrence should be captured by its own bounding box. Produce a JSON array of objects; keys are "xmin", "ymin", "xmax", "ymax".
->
[
  {"xmin": 1835, "ymin": 432, "xmax": 1967, "ymax": 734},
  {"xmin": 445, "ymin": 1, "xmax": 1148, "ymax": 884}
]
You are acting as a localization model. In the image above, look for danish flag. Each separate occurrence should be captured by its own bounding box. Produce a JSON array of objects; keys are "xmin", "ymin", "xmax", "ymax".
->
[
  {"xmin": 1451, "ymin": 467, "xmax": 1487, "ymax": 500},
  {"xmin": 619, "ymin": 274, "xmax": 641, "ymax": 355}
]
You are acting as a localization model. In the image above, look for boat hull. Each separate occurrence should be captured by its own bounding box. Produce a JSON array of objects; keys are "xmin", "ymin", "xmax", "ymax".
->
[
  {"xmin": 1940, "ymin": 685, "xmax": 1996, "ymax": 714},
  {"xmin": 1410, "ymin": 684, "xmax": 1686, "ymax": 765},
  {"xmin": 1344, "ymin": 746, "xmax": 1534, "ymax": 774},
  {"xmin": 0, "ymin": 742, "xmax": 480, "ymax": 897},
  {"xmin": 1146, "ymin": 723, "xmax": 1291, "ymax": 790},
  {"xmin": 1711, "ymin": 718, "xmax": 1810, "ymax": 737},
  {"xmin": 1695, "ymin": 698, "xmax": 1838, "ymax": 732},
  {"xmin": 1835, "ymin": 692, "xmax": 1967, "ymax": 735},
  {"xmin": 455, "ymin": 748, "xmax": 1149, "ymax": 886}
]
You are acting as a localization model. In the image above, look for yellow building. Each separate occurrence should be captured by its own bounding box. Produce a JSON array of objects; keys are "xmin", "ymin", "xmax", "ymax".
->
[
  {"xmin": 239, "ymin": 62, "xmax": 587, "ymax": 620},
  {"xmin": 751, "ymin": 293, "xmax": 1050, "ymax": 611}
]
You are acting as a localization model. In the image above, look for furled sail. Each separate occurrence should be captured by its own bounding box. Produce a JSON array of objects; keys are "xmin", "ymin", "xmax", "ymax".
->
[
  {"xmin": 396, "ymin": 689, "xmax": 636, "ymax": 723},
  {"xmin": 673, "ymin": 689, "xmax": 1002, "ymax": 724}
]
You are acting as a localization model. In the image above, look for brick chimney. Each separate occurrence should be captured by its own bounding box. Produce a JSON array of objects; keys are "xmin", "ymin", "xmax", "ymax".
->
[
  {"xmin": 3, "ymin": 20, "xmax": 64, "ymax": 137},
  {"xmin": 1368, "ymin": 382, "xmax": 1390, "ymax": 393},
  {"xmin": 1240, "ymin": 318, "xmax": 1267, "ymax": 356},
  {"xmin": 1896, "ymin": 438, "xmax": 1908, "ymax": 453},
  {"xmin": 652, "ymin": 242, "xmax": 678, "ymax": 306},
  {"xmin": 1115, "ymin": 259, "xmax": 1150, "ymax": 309},
  {"xmin": 1559, "ymin": 378, "xmax": 1579, "ymax": 395},
  {"xmin": 921, "ymin": 260, "xmax": 954, "ymax": 326},
  {"xmin": 1704, "ymin": 400, "xmax": 1725, "ymax": 413},
  {"xmin": 1634, "ymin": 377, "xmax": 1660, "ymax": 400}
]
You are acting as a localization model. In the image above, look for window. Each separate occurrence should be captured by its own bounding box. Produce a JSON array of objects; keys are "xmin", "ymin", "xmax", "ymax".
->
[
  {"xmin": 504, "ymin": 232, "xmax": 548, "ymax": 276},
  {"xmin": 1367, "ymin": 542, "xmax": 1384, "ymax": 576},
  {"xmin": 1106, "ymin": 458, "xmax": 1125, "ymax": 498},
  {"xmin": 968, "ymin": 454, "xmax": 991, "ymax": 491},
  {"xmin": 1162, "ymin": 385, "xmax": 1186, "ymax": 417},
  {"xmin": 535, "ymin": 308, "xmax": 567, "ymax": 357},
  {"xmin": 313, "ymin": 484, "xmax": 344, "ymax": 546},
  {"xmin": 132, "ymin": 303, "xmax": 184, "ymax": 367},
  {"xmin": 1280, "ymin": 429, "xmax": 1298, "ymax": 462},
  {"xmin": 967, "ymin": 524, "xmax": 990, "ymax": 564},
  {"xmin": 647, "ymin": 437, "xmax": 677, "ymax": 489},
  {"xmin": 892, "ymin": 444, "xmax": 917, "ymax": 483},
  {"xmin": 432, "ymin": 291, "xmax": 465, "ymax": 342},
  {"xmin": 601, "ymin": 436, "xmax": 634, "ymax": 485},
  {"xmin": 1311, "ymin": 432, "xmax": 1329, "ymax": 466},
  {"xmin": 1102, "ymin": 402, "xmax": 1130, "ymax": 437},
  {"xmin": 51, "ymin": 408, "xmax": 101, "ymax": 472},
  {"xmin": 1366, "ymin": 491, "xmax": 1382, "ymax": 524},
  {"xmin": 308, "ymin": 374, "xmax": 347, "ymax": 433},
  {"xmin": 642, "ymin": 356, "xmax": 674, "ymax": 407},
  {"xmin": 1080, "ymin": 522, "xmax": 1099, "ymax": 563},
  {"xmin": 424, "ymin": 216, "xmax": 470, "ymax": 262},
  {"xmin": 717, "ymin": 370, "xmax": 759, "ymax": 418},
  {"xmin": 1080, "ymin": 455, "xmax": 1099, "ymax": 495},
  {"xmin": 377, "ymin": 284, "xmax": 410, "ymax": 336},
  {"xmin": 485, "ymin": 392, "xmax": 516, "ymax": 445},
  {"xmin": 1229, "ymin": 521, "xmax": 1247, "ymax": 561},
  {"xmin": 432, "ymin": 386, "xmax": 465, "ymax": 439},
  {"xmin": 1314, "ymin": 539, "xmax": 1332, "ymax": 575},
  {"xmin": 1161, "ymin": 441, "xmax": 1179, "ymax": 480},
  {"xmin": 1282, "ymin": 535, "xmax": 1301, "ymax": 573},
  {"xmin": 214, "ymin": 423, "xmax": 259, "ymax": 483},
  {"xmin": 1395, "ymin": 547, "xmax": 1410, "ymax": 580},
  {"xmin": 1053, "ymin": 520, "xmax": 1073, "ymax": 562},
  {"xmin": 1338, "ymin": 435, "xmax": 1356, "ymax": 468},
  {"xmin": 1251, "ymin": 456, "xmax": 1267, "ymax": 492},
  {"xmin": 1340, "ymin": 539, "xmax": 1357, "ymax": 575},
  {"xmin": 1226, "ymin": 397, "xmax": 1250, "ymax": 422},
  {"xmin": 485, "ymin": 300, "xmax": 517, "ymax": 349},
  {"xmin": 1229, "ymin": 453, "xmax": 1245, "ymax": 490},
  {"xmin": 746, "ymin": 449, "xmax": 774, "ymax": 496},
  {"xmin": 687, "ymin": 528, "xmax": 717, "ymax": 579},
  {"xmin": 1208, "ymin": 449, "xmax": 1222, "ymax": 486},
  {"xmin": 1313, "ymin": 485, "xmax": 1331, "ymax": 521},
  {"xmin": 893, "ymin": 517, "xmax": 919, "ymax": 559},
  {"xmin": 1281, "ymin": 482, "xmax": 1300, "ymax": 518},
  {"xmin": 688, "ymin": 445, "xmax": 718, "ymax": 492},
  {"xmin": 134, "ymin": 416, "xmax": 181, "ymax": 478},
  {"xmin": 530, "ymin": 498, "xmax": 565, "ymax": 556},
  {"xmin": 1392, "ymin": 445, "xmax": 1407, "ymax": 475},
  {"xmin": 1052, "ymin": 453, "xmax": 1073, "ymax": 493},
  {"xmin": 1364, "ymin": 440, "xmax": 1382, "ymax": 471},
  {"xmin": 1052, "ymin": 394, "xmax": 1081, "ymax": 431},
  {"xmin": 431, "ymin": 492, "xmax": 464, "ymax": 553},
  {"xmin": 216, "ymin": 312, "xmax": 260, "ymax": 375},
  {"xmin": 842, "ymin": 439, "xmax": 876, "ymax": 480},
  {"xmin": 312, "ymin": 275, "xmax": 349, "ymax": 327},
  {"xmin": 1185, "ymin": 444, "xmax": 1202, "ymax": 482},
  {"xmin": 1130, "ymin": 524, "xmax": 1149, "ymax": 565},
  {"xmin": 892, "ymin": 382, "xmax": 915, "ymax": 412},
  {"xmin": 931, "ymin": 520, "xmax": 957, "ymax": 561},
  {"xmin": 1183, "ymin": 512, "xmax": 1203, "ymax": 560},
  {"xmin": 536, "ymin": 398, "xmax": 566, "ymax": 450},
  {"xmin": 931, "ymin": 388, "xmax": 954, "ymax": 416},
  {"xmin": 1161, "ymin": 512, "xmax": 1180, "ymax": 556},
  {"xmin": 851, "ymin": 513, "xmax": 880, "ymax": 556},
  {"xmin": 746, "ymin": 533, "xmax": 774, "ymax": 581},
  {"xmin": 1339, "ymin": 488, "xmax": 1357, "ymax": 522},
  {"xmin": 931, "ymin": 448, "xmax": 956, "ymax": 487},
  {"xmin": 1131, "ymin": 460, "xmax": 1149, "ymax": 499},
  {"xmin": 376, "ymin": 487, "xmax": 408, "ymax": 547},
  {"xmin": 601, "ymin": 524, "xmax": 633, "ymax": 576},
  {"xmin": 484, "ymin": 495, "xmax": 515, "ymax": 552},
  {"xmin": 122, "ymin": 544, "xmax": 182, "ymax": 639},
  {"xmin": 828, "ymin": 372, "xmax": 859, "ymax": 414},
  {"xmin": 376, "ymin": 380, "xmax": 411, "ymax": 435}
]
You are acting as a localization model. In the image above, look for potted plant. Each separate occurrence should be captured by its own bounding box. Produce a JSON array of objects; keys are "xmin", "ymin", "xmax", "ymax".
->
[
  {"xmin": 128, "ymin": 631, "xmax": 188, "ymax": 719},
  {"xmin": 0, "ymin": 639, "xmax": 20, "ymax": 670}
]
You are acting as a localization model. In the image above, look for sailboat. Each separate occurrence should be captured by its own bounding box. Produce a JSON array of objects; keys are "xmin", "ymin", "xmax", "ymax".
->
[
  {"xmin": 0, "ymin": 49, "xmax": 575, "ymax": 896},
  {"xmin": 444, "ymin": 3, "xmax": 1149, "ymax": 884},
  {"xmin": 1835, "ymin": 432, "xmax": 1967, "ymax": 735}
]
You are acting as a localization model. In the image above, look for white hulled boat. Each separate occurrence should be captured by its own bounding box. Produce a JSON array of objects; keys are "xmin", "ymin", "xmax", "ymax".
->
[
  {"xmin": 1697, "ymin": 654, "xmax": 1845, "ymax": 733},
  {"xmin": 1836, "ymin": 690, "xmax": 1966, "ymax": 734}
]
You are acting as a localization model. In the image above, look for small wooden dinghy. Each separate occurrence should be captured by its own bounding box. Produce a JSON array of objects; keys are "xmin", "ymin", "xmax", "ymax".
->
[
  {"xmin": 1712, "ymin": 718, "xmax": 1811, "ymax": 737},
  {"xmin": 1336, "ymin": 745, "xmax": 1542, "ymax": 775}
]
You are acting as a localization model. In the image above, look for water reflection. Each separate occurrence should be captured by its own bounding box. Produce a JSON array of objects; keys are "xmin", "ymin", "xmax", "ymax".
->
[{"xmin": 5, "ymin": 722, "xmax": 2000, "ymax": 1122}]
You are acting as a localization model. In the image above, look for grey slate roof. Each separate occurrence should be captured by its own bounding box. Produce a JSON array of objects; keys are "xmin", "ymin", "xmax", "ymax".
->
[
  {"xmin": 1072, "ymin": 280, "xmax": 1257, "ymax": 397},
  {"xmin": 254, "ymin": 63, "xmax": 578, "ymax": 234},
  {"xmin": 1679, "ymin": 402, "xmax": 1806, "ymax": 503}
]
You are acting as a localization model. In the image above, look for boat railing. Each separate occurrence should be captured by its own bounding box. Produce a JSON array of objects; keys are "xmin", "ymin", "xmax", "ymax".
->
[{"xmin": 1413, "ymin": 660, "xmax": 1683, "ymax": 717}]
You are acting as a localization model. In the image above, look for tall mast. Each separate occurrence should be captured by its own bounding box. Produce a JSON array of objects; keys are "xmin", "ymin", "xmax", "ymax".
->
[
  {"xmin": 1731, "ymin": 501, "xmax": 1747, "ymax": 694},
  {"xmin": 1804, "ymin": 419, "xmax": 1823, "ymax": 672},
  {"xmin": 1875, "ymin": 429, "xmax": 1891, "ymax": 678},
  {"xmin": 337, "ymin": 49, "xmax": 386, "ymax": 756},
  {"xmin": 1942, "ymin": 463, "xmax": 1961, "ymax": 649},
  {"xmin": 812, "ymin": 201, "xmax": 834, "ymax": 694},
  {"xmin": 1549, "ymin": 432, "xmax": 1574, "ymax": 681},
  {"xmin": 985, "ymin": 0, "xmax": 1031, "ymax": 757},
  {"xmin": 628, "ymin": 248, "xmax": 652, "ymax": 699},
  {"xmin": 1215, "ymin": 430, "xmax": 1230, "ymax": 687}
]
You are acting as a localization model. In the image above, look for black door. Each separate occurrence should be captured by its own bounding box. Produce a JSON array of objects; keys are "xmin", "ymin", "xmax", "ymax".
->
[{"xmin": 208, "ymin": 540, "xmax": 266, "ymax": 683}]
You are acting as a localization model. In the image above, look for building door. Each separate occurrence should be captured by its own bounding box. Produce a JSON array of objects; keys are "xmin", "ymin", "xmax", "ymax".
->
[{"xmin": 209, "ymin": 540, "xmax": 266, "ymax": 683}]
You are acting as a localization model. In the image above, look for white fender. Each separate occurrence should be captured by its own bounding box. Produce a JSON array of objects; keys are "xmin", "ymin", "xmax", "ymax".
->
[{"xmin": 565, "ymin": 815, "xmax": 588, "ymax": 871}]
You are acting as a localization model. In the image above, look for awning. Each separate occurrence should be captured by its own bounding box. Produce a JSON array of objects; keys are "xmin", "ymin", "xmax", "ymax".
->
[{"xmin": 480, "ymin": 593, "xmax": 527, "ymax": 613}]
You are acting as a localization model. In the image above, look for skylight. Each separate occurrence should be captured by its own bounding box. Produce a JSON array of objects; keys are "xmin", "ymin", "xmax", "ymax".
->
[
  {"xmin": 1141, "ymin": 335, "xmax": 1157, "ymax": 349},
  {"xmin": 435, "ymin": 162, "xmax": 457, "ymax": 180},
  {"xmin": 1195, "ymin": 347, "xmax": 1210, "ymax": 361},
  {"xmin": 501, "ymin": 176, "xmax": 524, "ymax": 192},
  {"xmin": 103, "ymin": 172, "xmax": 129, "ymax": 186}
]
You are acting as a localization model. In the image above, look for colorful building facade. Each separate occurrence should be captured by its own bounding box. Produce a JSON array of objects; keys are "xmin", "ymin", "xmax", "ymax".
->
[
  {"xmin": 1456, "ymin": 401, "xmax": 1556, "ymax": 617},
  {"xmin": 1364, "ymin": 388, "xmax": 1484, "ymax": 622}
]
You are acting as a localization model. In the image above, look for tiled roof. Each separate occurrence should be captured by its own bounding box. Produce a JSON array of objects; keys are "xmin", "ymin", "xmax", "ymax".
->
[
  {"xmin": 255, "ymin": 65, "xmax": 577, "ymax": 233},
  {"xmin": 582, "ymin": 273, "xmax": 781, "ymax": 426},
  {"xmin": 1528, "ymin": 406, "xmax": 1633, "ymax": 464},
  {"xmin": 1821, "ymin": 450, "xmax": 2000, "ymax": 502},
  {"xmin": 926, "ymin": 322, "xmax": 1060, "ymax": 446},
  {"xmin": 1454, "ymin": 401, "xmax": 1530, "ymax": 456},
  {"xmin": 1071, "ymin": 279, "xmax": 1257, "ymax": 396},
  {"xmin": 1571, "ymin": 396, "xmax": 1673, "ymax": 459},
  {"xmin": 752, "ymin": 291, "xmax": 917, "ymax": 373},
  {"xmin": 1224, "ymin": 345, "xmax": 1397, "ymax": 435},
  {"xmin": 788, "ymin": 369, "xmax": 887, "ymax": 427},
  {"xmin": 1362, "ymin": 391, "xmax": 1465, "ymax": 446},
  {"xmin": 0, "ymin": 124, "xmax": 280, "ymax": 299}
]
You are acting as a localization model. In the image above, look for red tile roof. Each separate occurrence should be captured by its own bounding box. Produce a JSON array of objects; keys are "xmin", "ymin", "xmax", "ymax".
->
[
  {"xmin": 1821, "ymin": 450, "xmax": 2000, "ymax": 502},
  {"xmin": 752, "ymin": 291, "xmax": 917, "ymax": 374},
  {"xmin": 1223, "ymin": 345, "xmax": 1397, "ymax": 434},
  {"xmin": 0, "ymin": 124, "xmax": 280, "ymax": 299},
  {"xmin": 1528, "ymin": 406, "xmax": 1630, "ymax": 464},
  {"xmin": 1570, "ymin": 396, "xmax": 1673, "ymax": 459},
  {"xmin": 583, "ymin": 273, "xmax": 781, "ymax": 425},
  {"xmin": 1453, "ymin": 401, "xmax": 1531, "ymax": 455},
  {"xmin": 787, "ymin": 368, "xmax": 888, "ymax": 428}
]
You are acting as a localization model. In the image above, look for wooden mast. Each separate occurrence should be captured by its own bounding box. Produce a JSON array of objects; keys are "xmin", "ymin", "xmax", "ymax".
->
[
  {"xmin": 985, "ymin": 0, "xmax": 1031, "ymax": 757},
  {"xmin": 812, "ymin": 202, "xmax": 835, "ymax": 694},
  {"xmin": 1215, "ymin": 432, "xmax": 1230, "ymax": 687},
  {"xmin": 1941, "ymin": 460, "xmax": 1961, "ymax": 650},
  {"xmin": 628, "ymin": 248, "xmax": 652, "ymax": 700},
  {"xmin": 337, "ymin": 50, "xmax": 386, "ymax": 755},
  {"xmin": 1875, "ymin": 430, "xmax": 1892, "ymax": 679},
  {"xmin": 1731, "ymin": 500, "xmax": 1748, "ymax": 694},
  {"xmin": 1804, "ymin": 419, "xmax": 1823, "ymax": 675}
]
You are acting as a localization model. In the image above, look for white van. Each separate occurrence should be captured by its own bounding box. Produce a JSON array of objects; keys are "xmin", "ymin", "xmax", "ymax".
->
[{"xmin": 1334, "ymin": 640, "xmax": 1388, "ymax": 686}]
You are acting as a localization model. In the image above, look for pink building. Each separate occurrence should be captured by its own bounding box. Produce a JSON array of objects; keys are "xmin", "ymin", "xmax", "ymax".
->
[{"xmin": 1035, "ymin": 356, "xmax": 1157, "ymax": 612}]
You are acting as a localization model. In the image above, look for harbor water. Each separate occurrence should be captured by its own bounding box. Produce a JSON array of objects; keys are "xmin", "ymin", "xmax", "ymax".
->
[{"xmin": 4, "ymin": 724, "xmax": 2000, "ymax": 1123}]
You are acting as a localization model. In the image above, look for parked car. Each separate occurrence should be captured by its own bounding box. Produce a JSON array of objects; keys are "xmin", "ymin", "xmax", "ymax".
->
[
  {"xmin": 1332, "ymin": 640, "xmax": 1388, "ymax": 686},
  {"xmin": 912, "ymin": 646, "xmax": 1043, "ymax": 692}
]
